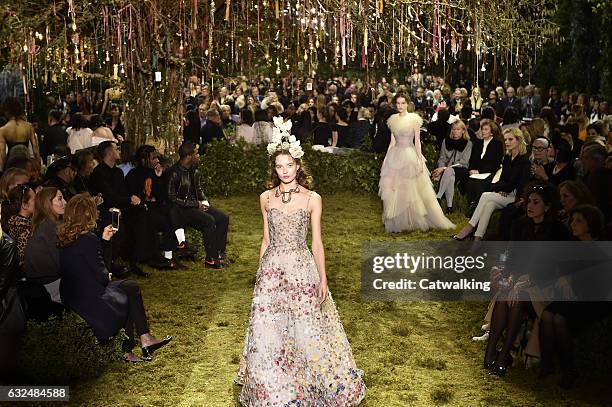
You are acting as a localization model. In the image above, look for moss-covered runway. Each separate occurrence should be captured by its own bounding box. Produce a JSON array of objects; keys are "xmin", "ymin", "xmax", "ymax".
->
[{"xmin": 68, "ymin": 193, "xmax": 610, "ymax": 406}]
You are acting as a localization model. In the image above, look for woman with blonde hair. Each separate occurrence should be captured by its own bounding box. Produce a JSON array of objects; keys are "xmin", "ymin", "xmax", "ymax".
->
[
  {"xmin": 470, "ymin": 88, "xmax": 483, "ymax": 112},
  {"xmin": 453, "ymin": 128, "xmax": 531, "ymax": 240},
  {"xmin": 566, "ymin": 104, "xmax": 590, "ymax": 142},
  {"xmin": 433, "ymin": 120, "xmax": 473, "ymax": 214},
  {"xmin": 58, "ymin": 193, "xmax": 172, "ymax": 362}
]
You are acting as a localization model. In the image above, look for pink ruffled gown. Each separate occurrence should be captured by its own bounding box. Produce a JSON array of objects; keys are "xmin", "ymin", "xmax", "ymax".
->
[{"xmin": 379, "ymin": 112, "xmax": 455, "ymax": 232}]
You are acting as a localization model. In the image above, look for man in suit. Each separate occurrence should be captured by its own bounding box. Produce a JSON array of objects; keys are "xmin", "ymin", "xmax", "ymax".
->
[
  {"xmin": 500, "ymin": 87, "xmax": 522, "ymax": 116},
  {"xmin": 198, "ymin": 103, "xmax": 207, "ymax": 129},
  {"xmin": 413, "ymin": 87, "xmax": 431, "ymax": 111},
  {"xmin": 199, "ymin": 109, "xmax": 224, "ymax": 151},
  {"xmin": 521, "ymin": 85, "xmax": 542, "ymax": 119},
  {"xmin": 250, "ymin": 86, "xmax": 264, "ymax": 103}
]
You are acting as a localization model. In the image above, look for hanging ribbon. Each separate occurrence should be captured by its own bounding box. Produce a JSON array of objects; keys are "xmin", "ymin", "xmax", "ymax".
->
[
  {"xmin": 340, "ymin": 0, "xmax": 346, "ymax": 66},
  {"xmin": 257, "ymin": 0, "xmax": 261, "ymax": 45}
]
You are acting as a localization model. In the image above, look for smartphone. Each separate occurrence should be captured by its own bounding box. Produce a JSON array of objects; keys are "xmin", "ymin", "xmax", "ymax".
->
[
  {"xmin": 110, "ymin": 208, "xmax": 121, "ymax": 231},
  {"xmin": 306, "ymin": 82, "xmax": 313, "ymax": 91}
]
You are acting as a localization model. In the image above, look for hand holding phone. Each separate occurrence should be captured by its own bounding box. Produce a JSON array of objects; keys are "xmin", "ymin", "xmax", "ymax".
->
[{"xmin": 110, "ymin": 208, "xmax": 121, "ymax": 231}]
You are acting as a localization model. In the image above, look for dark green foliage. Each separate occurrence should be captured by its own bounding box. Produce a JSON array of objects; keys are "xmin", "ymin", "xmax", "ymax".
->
[
  {"xmin": 199, "ymin": 139, "xmax": 440, "ymax": 197},
  {"xmin": 18, "ymin": 313, "xmax": 123, "ymax": 384},
  {"xmin": 534, "ymin": 0, "xmax": 611, "ymax": 99}
]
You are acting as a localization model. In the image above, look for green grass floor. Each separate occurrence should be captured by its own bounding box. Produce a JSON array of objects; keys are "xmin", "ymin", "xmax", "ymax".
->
[{"xmin": 68, "ymin": 193, "xmax": 610, "ymax": 406}]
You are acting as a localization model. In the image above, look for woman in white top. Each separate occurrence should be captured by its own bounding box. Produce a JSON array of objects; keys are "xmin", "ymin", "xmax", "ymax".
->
[{"xmin": 66, "ymin": 113, "xmax": 93, "ymax": 154}]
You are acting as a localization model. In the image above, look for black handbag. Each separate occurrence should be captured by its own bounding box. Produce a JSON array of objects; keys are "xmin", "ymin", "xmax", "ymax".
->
[{"xmin": 0, "ymin": 286, "xmax": 27, "ymax": 335}]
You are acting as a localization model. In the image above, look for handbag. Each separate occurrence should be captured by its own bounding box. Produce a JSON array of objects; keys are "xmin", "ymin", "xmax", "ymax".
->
[{"xmin": 0, "ymin": 286, "xmax": 27, "ymax": 335}]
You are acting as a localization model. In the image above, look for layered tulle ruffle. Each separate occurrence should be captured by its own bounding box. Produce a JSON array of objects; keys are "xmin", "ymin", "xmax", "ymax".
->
[{"xmin": 379, "ymin": 145, "xmax": 455, "ymax": 232}]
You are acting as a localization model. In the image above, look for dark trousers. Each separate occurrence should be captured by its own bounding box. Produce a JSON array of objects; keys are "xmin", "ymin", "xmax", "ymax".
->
[
  {"xmin": 114, "ymin": 279, "xmax": 149, "ymax": 352},
  {"xmin": 499, "ymin": 203, "xmax": 523, "ymax": 240},
  {"xmin": 99, "ymin": 207, "xmax": 160, "ymax": 265},
  {"xmin": 465, "ymin": 175, "xmax": 493, "ymax": 205},
  {"xmin": 147, "ymin": 205, "xmax": 178, "ymax": 252},
  {"xmin": 170, "ymin": 206, "xmax": 229, "ymax": 260},
  {"xmin": 454, "ymin": 167, "xmax": 469, "ymax": 195}
]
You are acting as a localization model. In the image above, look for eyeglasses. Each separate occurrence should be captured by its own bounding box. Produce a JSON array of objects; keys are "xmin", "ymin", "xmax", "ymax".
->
[{"xmin": 532, "ymin": 146, "xmax": 548, "ymax": 152}]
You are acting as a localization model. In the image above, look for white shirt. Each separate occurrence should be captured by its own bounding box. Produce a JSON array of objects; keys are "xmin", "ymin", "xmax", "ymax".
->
[{"xmin": 481, "ymin": 137, "xmax": 492, "ymax": 159}]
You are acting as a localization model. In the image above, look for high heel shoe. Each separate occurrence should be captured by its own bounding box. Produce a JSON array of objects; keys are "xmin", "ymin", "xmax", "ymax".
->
[
  {"xmin": 445, "ymin": 206, "xmax": 453, "ymax": 215},
  {"xmin": 483, "ymin": 351, "xmax": 499, "ymax": 371},
  {"xmin": 452, "ymin": 226, "xmax": 475, "ymax": 240},
  {"xmin": 141, "ymin": 335, "xmax": 172, "ymax": 358}
]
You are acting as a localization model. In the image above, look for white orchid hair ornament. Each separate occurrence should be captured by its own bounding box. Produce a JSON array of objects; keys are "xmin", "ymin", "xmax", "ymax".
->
[{"xmin": 266, "ymin": 116, "xmax": 304, "ymax": 159}]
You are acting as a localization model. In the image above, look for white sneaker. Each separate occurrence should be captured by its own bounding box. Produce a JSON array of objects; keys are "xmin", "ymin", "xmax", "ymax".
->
[
  {"xmin": 481, "ymin": 323, "xmax": 490, "ymax": 331},
  {"xmin": 472, "ymin": 332, "xmax": 489, "ymax": 342}
]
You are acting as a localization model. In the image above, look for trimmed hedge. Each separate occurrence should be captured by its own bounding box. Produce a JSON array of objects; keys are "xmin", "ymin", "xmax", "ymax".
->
[
  {"xmin": 199, "ymin": 135, "xmax": 439, "ymax": 197},
  {"xmin": 18, "ymin": 313, "xmax": 123, "ymax": 384}
]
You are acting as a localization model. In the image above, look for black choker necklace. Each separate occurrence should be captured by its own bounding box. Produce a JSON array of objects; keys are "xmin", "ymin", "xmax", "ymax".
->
[{"xmin": 276, "ymin": 185, "xmax": 300, "ymax": 204}]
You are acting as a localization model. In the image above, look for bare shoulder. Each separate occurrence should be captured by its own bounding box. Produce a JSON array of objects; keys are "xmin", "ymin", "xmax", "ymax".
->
[
  {"xmin": 259, "ymin": 189, "xmax": 271, "ymax": 203},
  {"xmin": 305, "ymin": 189, "xmax": 322, "ymax": 209}
]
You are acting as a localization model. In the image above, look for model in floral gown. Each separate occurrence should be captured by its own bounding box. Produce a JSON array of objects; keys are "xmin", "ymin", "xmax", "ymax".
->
[
  {"xmin": 379, "ymin": 94, "xmax": 455, "ymax": 232},
  {"xmin": 236, "ymin": 118, "xmax": 366, "ymax": 406}
]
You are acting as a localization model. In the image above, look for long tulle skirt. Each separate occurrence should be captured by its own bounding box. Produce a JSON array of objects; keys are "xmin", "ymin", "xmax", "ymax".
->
[{"xmin": 379, "ymin": 145, "xmax": 455, "ymax": 232}]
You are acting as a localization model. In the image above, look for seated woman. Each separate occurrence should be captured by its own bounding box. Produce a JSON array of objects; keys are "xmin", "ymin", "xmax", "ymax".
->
[
  {"xmin": 482, "ymin": 183, "xmax": 570, "ymax": 375},
  {"xmin": 464, "ymin": 119, "xmax": 504, "ymax": 211},
  {"xmin": 509, "ymin": 182, "xmax": 571, "ymax": 241},
  {"xmin": 24, "ymin": 187, "xmax": 66, "ymax": 303},
  {"xmin": 558, "ymin": 180, "xmax": 596, "ymax": 226},
  {"xmin": 433, "ymin": 120, "xmax": 473, "ymax": 214},
  {"xmin": 453, "ymin": 128, "xmax": 531, "ymax": 240},
  {"xmin": 72, "ymin": 149, "xmax": 96, "ymax": 194},
  {"xmin": 58, "ymin": 193, "xmax": 172, "ymax": 362},
  {"xmin": 543, "ymin": 139, "xmax": 576, "ymax": 186},
  {"xmin": 539, "ymin": 204, "xmax": 607, "ymax": 388},
  {"xmin": 0, "ymin": 184, "xmax": 35, "ymax": 270}
]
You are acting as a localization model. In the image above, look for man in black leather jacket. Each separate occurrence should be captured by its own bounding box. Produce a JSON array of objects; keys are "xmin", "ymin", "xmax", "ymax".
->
[{"xmin": 167, "ymin": 142, "xmax": 229, "ymax": 269}]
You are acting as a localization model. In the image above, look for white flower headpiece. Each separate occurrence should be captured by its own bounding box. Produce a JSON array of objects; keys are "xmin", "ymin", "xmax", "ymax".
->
[{"xmin": 266, "ymin": 116, "xmax": 304, "ymax": 159}]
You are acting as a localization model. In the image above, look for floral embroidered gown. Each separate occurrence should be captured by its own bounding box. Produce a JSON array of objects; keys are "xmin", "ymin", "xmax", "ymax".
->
[
  {"xmin": 379, "ymin": 112, "xmax": 455, "ymax": 232},
  {"xmin": 237, "ymin": 193, "xmax": 366, "ymax": 406}
]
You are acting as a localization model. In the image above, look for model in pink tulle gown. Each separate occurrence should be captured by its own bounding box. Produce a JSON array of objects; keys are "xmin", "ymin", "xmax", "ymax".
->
[{"xmin": 379, "ymin": 108, "xmax": 455, "ymax": 232}]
